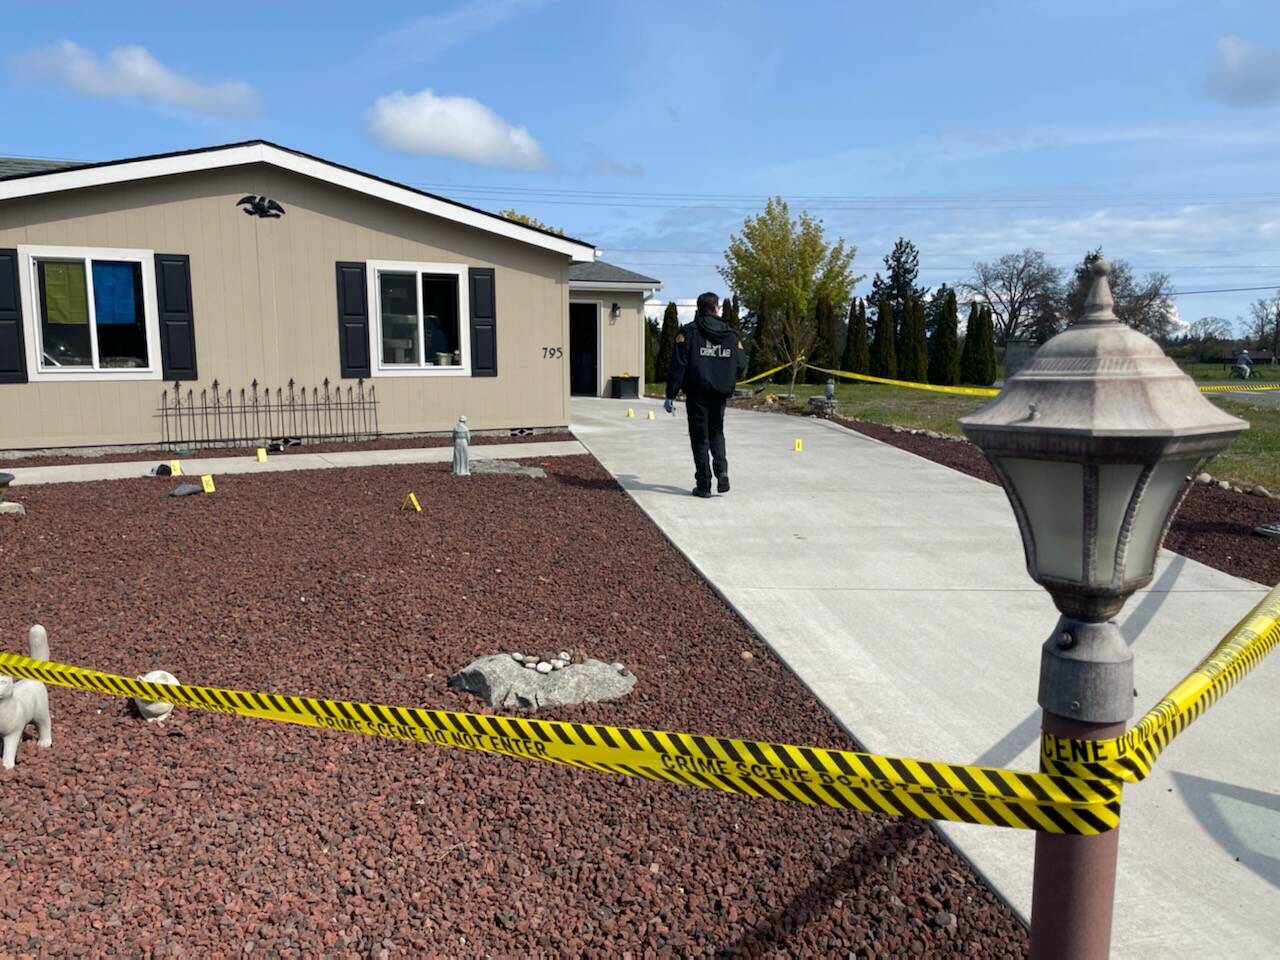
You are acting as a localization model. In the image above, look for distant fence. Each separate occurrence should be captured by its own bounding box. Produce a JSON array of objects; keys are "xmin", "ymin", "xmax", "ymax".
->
[{"xmin": 158, "ymin": 378, "xmax": 380, "ymax": 450}]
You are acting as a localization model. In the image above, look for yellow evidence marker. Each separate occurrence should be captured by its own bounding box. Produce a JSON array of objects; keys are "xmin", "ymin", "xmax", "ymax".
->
[
  {"xmin": 646, "ymin": 410, "xmax": 655, "ymax": 420},
  {"xmin": 200, "ymin": 475, "xmax": 216, "ymax": 493},
  {"xmin": 256, "ymin": 448, "xmax": 268, "ymax": 463},
  {"xmin": 794, "ymin": 438, "xmax": 803, "ymax": 452},
  {"xmin": 626, "ymin": 408, "xmax": 635, "ymax": 418},
  {"xmin": 169, "ymin": 459, "xmax": 183, "ymax": 476},
  {"xmin": 401, "ymin": 492, "xmax": 421, "ymax": 513}
]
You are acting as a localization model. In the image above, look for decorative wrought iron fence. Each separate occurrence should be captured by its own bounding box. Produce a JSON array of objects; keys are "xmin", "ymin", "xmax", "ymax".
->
[{"xmin": 158, "ymin": 378, "xmax": 380, "ymax": 450}]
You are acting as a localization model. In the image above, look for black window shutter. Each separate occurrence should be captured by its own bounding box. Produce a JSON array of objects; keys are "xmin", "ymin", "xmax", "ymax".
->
[
  {"xmin": 336, "ymin": 261, "xmax": 370, "ymax": 378},
  {"xmin": 154, "ymin": 254, "xmax": 198, "ymax": 381},
  {"xmin": 469, "ymin": 267, "xmax": 497, "ymax": 377},
  {"xmin": 0, "ymin": 248, "xmax": 27, "ymax": 384}
]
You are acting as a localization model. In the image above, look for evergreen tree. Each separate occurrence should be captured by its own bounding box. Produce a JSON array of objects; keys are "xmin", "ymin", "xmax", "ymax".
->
[
  {"xmin": 656, "ymin": 301, "xmax": 680, "ymax": 382},
  {"xmin": 869, "ymin": 238, "xmax": 930, "ymax": 319},
  {"xmin": 841, "ymin": 298, "xmax": 870, "ymax": 374},
  {"xmin": 644, "ymin": 317, "xmax": 658, "ymax": 384},
  {"xmin": 746, "ymin": 292, "xmax": 778, "ymax": 379},
  {"xmin": 924, "ymin": 283, "xmax": 953, "ymax": 338},
  {"xmin": 722, "ymin": 295, "xmax": 741, "ymax": 332},
  {"xmin": 870, "ymin": 297, "xmax": 897, "ymax": 379},
  {"xmin": 976, "ymin": 306, "xmax": 999, "ymax": 385},
  {"xmin": 807, "ymin": 295, "xmax": 837, "ymax": 382},
  {"xmin": 897, "ymin": 296, "xmax": 928, "ymax": 382},
  {"xmin": 959, "ymin": 302, "xmax": 981, "ymax": 384},
  {"xmin": 927, "ymin": 288, "xmax": 960, "ymax": 385}
]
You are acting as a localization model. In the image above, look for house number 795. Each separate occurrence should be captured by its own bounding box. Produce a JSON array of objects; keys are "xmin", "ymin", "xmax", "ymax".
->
[{"xmin": 542, "ymin": 346, "xmax": 563, "ymax": 359}]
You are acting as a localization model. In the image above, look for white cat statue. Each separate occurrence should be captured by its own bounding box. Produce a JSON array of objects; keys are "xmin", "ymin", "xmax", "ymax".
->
[{"xmin": 1, "ymin": 625, "xmax": 53, "ymax": 770}]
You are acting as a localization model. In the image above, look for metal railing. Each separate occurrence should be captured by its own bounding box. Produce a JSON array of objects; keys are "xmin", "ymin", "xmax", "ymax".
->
[{"xmin": 158, "ymin": 378, "xmax": 380, "ymax": 450}]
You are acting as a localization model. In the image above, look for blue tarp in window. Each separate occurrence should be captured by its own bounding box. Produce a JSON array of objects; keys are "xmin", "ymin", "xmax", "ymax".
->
[{"xmin": 91, "ymin": 261, "xmax": 140, "ymax": 325}]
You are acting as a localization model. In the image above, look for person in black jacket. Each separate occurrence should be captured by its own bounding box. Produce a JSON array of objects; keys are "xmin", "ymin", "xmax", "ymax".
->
[{"xmin": 664, "ymin": 292, "xmax": 748, "ymax": 497}]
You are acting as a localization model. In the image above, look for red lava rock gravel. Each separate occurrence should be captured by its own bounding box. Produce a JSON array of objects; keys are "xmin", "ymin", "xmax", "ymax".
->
[
  {"xmin": 1, "ymin": 431, "xmax": 576, "ymax": 470},
  {"xmin": 0, "ymin": 456, "xmax": 1028, "ymax": 957},
  {"xmin": 836, "ymin": 416, "xmax": 1280, "ymax": 588}
]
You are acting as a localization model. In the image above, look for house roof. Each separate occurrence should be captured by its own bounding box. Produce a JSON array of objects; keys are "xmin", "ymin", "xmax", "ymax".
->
[
  {"xmin": 0, "ymin": 156, "xmax": 83, "ymax": 178},
  {"xmin": 568, "ymin": 259, "xmax": 661, "ymax": 289},
  {"xmin": 0, "ymin": 140, "xmax": 597, "ymax": 262}
]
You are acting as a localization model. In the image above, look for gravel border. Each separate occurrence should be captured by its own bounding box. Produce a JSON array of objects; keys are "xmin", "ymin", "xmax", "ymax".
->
[{"xmin": 0, "ymin": 455, "xmax": 1028, "ymax": 957}]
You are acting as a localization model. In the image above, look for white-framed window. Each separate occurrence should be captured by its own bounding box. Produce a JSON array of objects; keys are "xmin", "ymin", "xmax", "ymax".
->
[
  {"xmin": 366, "ymin": 259, "xmax": 470, "ymax": 377},
  {"xmin": 17, "ymin": 244, "xmax": 162, "ymax": 382}
]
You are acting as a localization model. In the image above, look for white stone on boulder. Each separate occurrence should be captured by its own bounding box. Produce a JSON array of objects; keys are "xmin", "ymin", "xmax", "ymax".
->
[{"xmin": 449, "ymin": 655, "xmax": 637, "ymax": 710}]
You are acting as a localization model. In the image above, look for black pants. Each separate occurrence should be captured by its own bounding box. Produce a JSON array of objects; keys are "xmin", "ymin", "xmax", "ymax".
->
[{"xmin": 686, "ymin": 395, "xmax": 728, "ymax": 490}]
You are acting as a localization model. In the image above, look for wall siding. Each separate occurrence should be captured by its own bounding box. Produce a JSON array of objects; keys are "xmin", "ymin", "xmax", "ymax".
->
[{"xmin": 0, "ymin": 164, "xmax": 573, "ymax": 448}]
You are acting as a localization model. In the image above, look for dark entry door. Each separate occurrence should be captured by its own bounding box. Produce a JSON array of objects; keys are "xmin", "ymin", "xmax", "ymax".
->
[{"xmin": 569, "ymin": 302, "xmax": 598, "ymax": 396}]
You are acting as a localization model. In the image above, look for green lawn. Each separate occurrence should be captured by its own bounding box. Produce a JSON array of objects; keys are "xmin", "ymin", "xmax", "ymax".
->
[
  {"xmin": 648, "ymin": 380, "xmax": 1280, "ymax": 490},
  {"xmin": 1175, "ymin": 361, "xmax": 1280, "ymax": 382}
]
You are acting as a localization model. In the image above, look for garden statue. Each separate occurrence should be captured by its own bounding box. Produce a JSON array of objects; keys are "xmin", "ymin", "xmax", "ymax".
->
[
  {"xmin": 825, "ymin": 379, "xmax": 835, "ymax": 401},
  {"xmin": 133, "ymin": 670, "xmax": 181, "ymax": 722},
  {"xmin": 1, "ymin": 626, "xmax": 52, "ymax": 770},
  {"xmin": 452, "ymin": 415, "xmax": 470, "ymax": 476}
]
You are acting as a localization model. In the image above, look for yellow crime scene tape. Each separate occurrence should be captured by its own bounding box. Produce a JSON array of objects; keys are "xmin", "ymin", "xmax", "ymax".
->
[
  {"xmin": 2, "ymin": 582, "xmax": 1274, "ymax": 841},
  {"xmin": 1042, "ymin": 582, "xmax": 1280, "ymax": 783},
  {"xmin": 0, "ymin": 650, "xmax": 1119, "ymax": 836},
  {"xmin": 737, "ymin": 361, "xmax": 793, "ymax": 386},
  {"xmin": 1196, "ymin": 382, "xmax": 1280, "ymax": 392},
  {"xmin": 739, "ymin": 363, "xmax": 1280, "ymax": 397}
]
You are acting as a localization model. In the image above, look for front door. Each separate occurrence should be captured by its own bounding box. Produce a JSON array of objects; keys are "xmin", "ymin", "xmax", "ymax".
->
[{"xmin": 569, "ymin": 302, "xmax": 598, "ymax": 396}]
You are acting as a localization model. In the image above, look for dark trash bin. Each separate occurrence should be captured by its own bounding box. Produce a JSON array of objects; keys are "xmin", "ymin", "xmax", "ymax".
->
[{"xmin": 611, "ymin": 375, "xmax": 640, "ymax": 399}]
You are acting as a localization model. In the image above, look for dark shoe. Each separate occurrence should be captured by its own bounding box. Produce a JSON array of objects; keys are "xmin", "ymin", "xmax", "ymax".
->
[
  {"xmin": 717, "ymin": 476, "xmax": 730, "ymax": 493},
  {"xmin": 692, "ymin": 486, "xmax": 713, "ymax": 498}
]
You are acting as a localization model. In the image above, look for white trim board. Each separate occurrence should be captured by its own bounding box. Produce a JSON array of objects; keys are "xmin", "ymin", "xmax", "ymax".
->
[{"xmin": 0, "ymin": 141, "xmax": 597, "ymax": 263}]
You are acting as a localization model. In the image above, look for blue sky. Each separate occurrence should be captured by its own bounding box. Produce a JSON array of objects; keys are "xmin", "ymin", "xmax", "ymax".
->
[{"xmin": 3, "ymin": 0, "xmax": 1280, "ymax": 326}]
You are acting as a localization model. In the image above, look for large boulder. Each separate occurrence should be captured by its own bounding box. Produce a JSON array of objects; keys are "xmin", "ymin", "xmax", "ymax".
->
[{"xmin": 449, "ymin": 654, "xmax": 634, "ymax": 710}]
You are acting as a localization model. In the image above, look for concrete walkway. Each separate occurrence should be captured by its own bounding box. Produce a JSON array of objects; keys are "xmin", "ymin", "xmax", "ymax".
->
[
  {"xmin": 3, "ymin": 440, "xmax": 587, "ymax": 486},
  {"xmin": 571, "ymin": 396, "xmax": 1278, "ymax": 959}
]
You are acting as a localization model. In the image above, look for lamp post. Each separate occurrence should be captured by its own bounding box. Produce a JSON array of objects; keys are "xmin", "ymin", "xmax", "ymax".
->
[{"xmin": 959, "ymin": 260, "xmax": 1247, "ymax": 959}]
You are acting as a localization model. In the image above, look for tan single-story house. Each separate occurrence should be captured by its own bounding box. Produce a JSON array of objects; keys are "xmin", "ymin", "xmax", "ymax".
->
[{"xmin": 0, "ymin": 140, "xmax": 660, "ymax": 450}]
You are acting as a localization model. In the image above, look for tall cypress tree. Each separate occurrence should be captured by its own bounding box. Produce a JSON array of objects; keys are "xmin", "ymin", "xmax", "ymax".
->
[
  {"xmin": 807, "ymin": 295, "xmax": 837, "ymax": 382},
  {"xmin": 870, "ymin": 298, "xmax": 897, "ymax": 379},
  {"xmin": 927, "ymin": 288, "xmax": 960, "ymax": 385},
  {"xmin": 656, "ymin": 301, "xmax": 680, "ymax": 382},
  {"xmin": 644, "ymin": 316, "xmax": 658, "ymax": 384},
  {"xmin": 959, "ymin": 301, "xmax": 981, "ymax": 384},
  {"xmin": 722, "ymin": 295, "xmax": 741, "ymax": 332},
  {"xmin": 976, "ymin": 306, "xmax": 999, "ymax": 386},
  {"xmin": 840, "ymin": 298, "xmax": 870, "ymax": 374},
  {"xmin": 898, "ymin": 297, "xmax": 928, "ymax": 382},
  {"xmin": 746, "ymin": 292, "xmax": 778, "ymax": 379}
]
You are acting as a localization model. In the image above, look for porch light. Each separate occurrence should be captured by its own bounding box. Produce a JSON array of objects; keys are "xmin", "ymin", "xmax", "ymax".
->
[
  {"xmin": 610, "ymin": 302, "xmax": 621, "ymax": 322},
  {"xmin": 960, "ymin": 259, "xmax": 1245, "ymax": 626}
]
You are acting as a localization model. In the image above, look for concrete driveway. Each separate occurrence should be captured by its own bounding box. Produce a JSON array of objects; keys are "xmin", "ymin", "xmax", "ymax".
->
[{"xmin": 572, "ymin": 395, "xmax": 1278, "ymax": 959}]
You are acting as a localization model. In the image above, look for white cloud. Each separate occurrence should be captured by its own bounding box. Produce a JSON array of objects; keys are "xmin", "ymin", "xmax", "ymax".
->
[
  {"xmin": 379, "ymin": 0, "xmax": 544, "ymax": 63},
  {"xmin": 366, "ymin": 88, "xmax": 547, "ymax": 169},
  {"xmin": 1207, "ymin": 36, "xmax": 1280, "ymax": 107},
  {"xmin": 14, "ymin": 40, "xmax": 259, "ymax": 115}
]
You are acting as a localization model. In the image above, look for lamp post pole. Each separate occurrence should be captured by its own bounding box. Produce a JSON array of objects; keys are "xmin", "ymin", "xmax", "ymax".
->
[
  {"xmin": 1029, "ymin": 617, "xmax": 1134, "ymax": 960},
  {"xmin": 959, "ymin": 258, "xmax": 1248, "ymax": 960}
]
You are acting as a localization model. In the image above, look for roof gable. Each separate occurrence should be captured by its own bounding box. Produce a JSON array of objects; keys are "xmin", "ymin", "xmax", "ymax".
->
[{"xmin": 0, "ymin": 140, "xmax": 596, "ymax": 262}]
